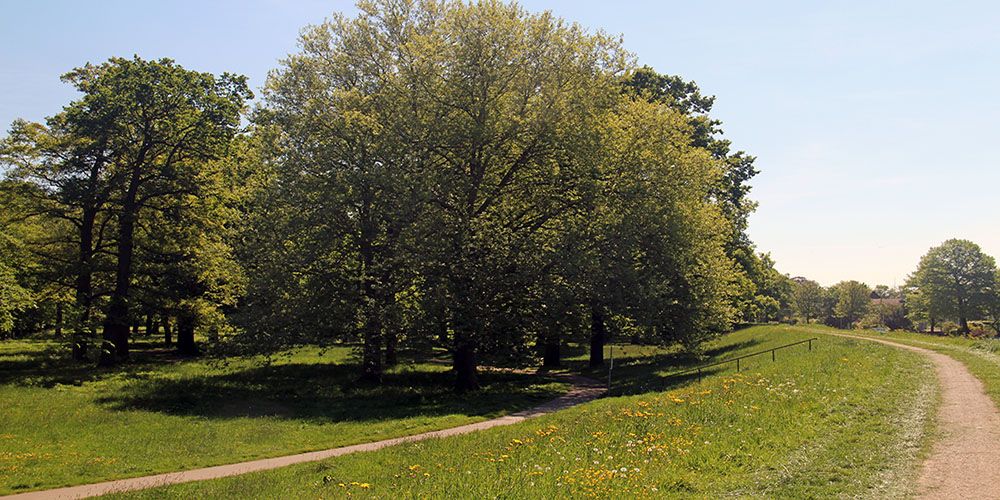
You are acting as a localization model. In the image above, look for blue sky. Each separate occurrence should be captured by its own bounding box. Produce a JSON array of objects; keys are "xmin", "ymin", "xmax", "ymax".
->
[{"xmin": 3, "ymin": 0, "xmax": 999, "ymax": 286}]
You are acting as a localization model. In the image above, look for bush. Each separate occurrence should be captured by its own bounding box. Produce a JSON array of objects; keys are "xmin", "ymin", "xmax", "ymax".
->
[{"xmin": 939, "ymin": 321, "xmax": 961, "ymax": 335}]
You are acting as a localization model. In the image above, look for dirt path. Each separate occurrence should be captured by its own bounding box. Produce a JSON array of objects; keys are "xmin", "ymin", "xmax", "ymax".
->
[
  {"xmin": 4, "ymin": 375, "xmax": 605, "ymax": 499},
  {"xmin": 828, "ymin": 333, "xmax": 1000, "ymax": 499}
]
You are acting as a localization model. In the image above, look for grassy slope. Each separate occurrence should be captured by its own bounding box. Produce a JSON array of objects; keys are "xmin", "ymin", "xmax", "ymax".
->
[
  {"xmin": 0, "ymin": 340, "xmax": 566, "ymax": 495},
  {"xmin": 111, "ymin": 326, "xmax": 937, "ymax": 499},
  {"xmin": 807, "ymin": 325, "xmax": 1000, "ymax": 412}
]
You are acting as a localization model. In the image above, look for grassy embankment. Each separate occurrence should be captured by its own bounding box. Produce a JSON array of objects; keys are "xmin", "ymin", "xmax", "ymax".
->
[
  {"xmin": 110, "ymin": 325, "xmax": 937, "ymax": 499},
  {"xmin": 807, "ymin": 325, "xmax": 1000, "ymax": 411}
]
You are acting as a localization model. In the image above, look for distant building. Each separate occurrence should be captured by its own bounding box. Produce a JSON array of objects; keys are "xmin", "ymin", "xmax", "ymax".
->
[{"xmin": 870, "ymin": 296, "xmax": 902, "ymax": 307}]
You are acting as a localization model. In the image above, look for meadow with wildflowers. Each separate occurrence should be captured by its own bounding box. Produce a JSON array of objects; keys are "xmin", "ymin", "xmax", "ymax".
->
[{"xmin": 111, "ymin": 326, "xmax": 938, "ymax": 499}]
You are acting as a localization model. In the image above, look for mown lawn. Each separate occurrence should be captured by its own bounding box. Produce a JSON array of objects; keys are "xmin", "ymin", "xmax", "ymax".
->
[
  {"xmin": 111, "ymin": 326, "xmax": 938, "ymax": 499},
  {"xmin": 0, "ymin": 339, "xmax": 566, "ymax": 495}
]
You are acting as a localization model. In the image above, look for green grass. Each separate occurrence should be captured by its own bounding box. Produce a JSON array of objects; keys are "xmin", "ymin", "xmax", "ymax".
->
[
  {"xmin": 808, "ymin": 325, "xmax": 1000, "ymax": 413},
  {"xmin": 0, "ymin": 338, "xmax": 566, "ymax": 495},
  {"xmin": 110, "ymin": 326, "xmax": 938, "ymax": 499}
]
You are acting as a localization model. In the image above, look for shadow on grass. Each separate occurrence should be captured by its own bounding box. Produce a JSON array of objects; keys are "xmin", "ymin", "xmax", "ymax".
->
[
  {"xmin": 2, "ymin": 332, "xmax": 770, "ymax": 423},
  {"xmin": 95, "ymin": 364, "xmax": 563, "ymax": 422},
  {"xmin": 573, "ymin": 338, "xmax": 765, "ymax": 397},
  {"xmin": 0, "ymin": 338, "xmax": 204, "ymax": 388}
]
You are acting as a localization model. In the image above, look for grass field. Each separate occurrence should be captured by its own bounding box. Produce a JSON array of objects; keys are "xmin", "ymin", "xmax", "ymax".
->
[
  {"xmin": 0, "ymin": 338, "xmax": 567, "ymax": 495},
  {"xmin": 811, "ymin": 325, "xmax": 1000, "ymax": 412},
  {"xmin": 109, "ymin": 326, "xmax": 938, "ymax": 499}
]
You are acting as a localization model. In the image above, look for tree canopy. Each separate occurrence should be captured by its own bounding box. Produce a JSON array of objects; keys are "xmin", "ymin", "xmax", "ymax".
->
[
  {"xmin": 0, "ymin": 0, "xmax": 796, "ymax": 392},
  {"xmin": 907, "ymin": 239, "xmax": 998, "ymax": 334}
]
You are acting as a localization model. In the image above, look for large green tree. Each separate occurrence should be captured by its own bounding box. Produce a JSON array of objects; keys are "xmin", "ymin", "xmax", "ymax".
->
[
  {"xmin": 831, "ymin": 280, "xmax": 871, "ymax": 328},
  {"xmin": 386, "ymin": 0, "xmax": 626, "ymax": 391},
  {"xmin": 793, "ymin": 279, "xmax": 826, "ymax": 323},
  {"xmin": 622, "ymin": 66, "xmax": 764, "ymax": 322},
  {"xmin": 258, "ymin": 4, "xmax": 434, "ymax": 382},
  {"xmin": 1, "ymin": 116, "xmax": 117, "ymax": 356},
  {"xmin": 53, "ymin": 57, "xmax": 251, "ymax": 363},
  {"xmin": 908, "ymin": 239, "xmax": 997, "ymax": 334}
]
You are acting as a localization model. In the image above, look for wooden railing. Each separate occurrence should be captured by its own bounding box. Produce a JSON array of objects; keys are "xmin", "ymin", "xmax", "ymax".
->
[{"xmin": 669, "ymin": 337, "xmax": 818, "ymax": 380}]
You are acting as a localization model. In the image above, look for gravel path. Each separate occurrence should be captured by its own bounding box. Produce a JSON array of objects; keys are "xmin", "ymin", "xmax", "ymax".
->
[
  {"xmin": 4, "ymin": 375, "xmax": 605, "ymax": 499},
  {"xmin": 828, "ymin": 333, "xmax": 1000, "ymax": 499}
]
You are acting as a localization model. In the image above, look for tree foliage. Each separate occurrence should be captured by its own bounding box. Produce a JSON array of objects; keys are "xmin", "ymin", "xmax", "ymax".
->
[
  {"xmin": 792, "ymin": 279, "xmax": 825, "ymax": 323},
  {"xmin": 907, "ymin": 239, "xmax": 998, "ymax": 334},
  {"xmin": 2, "ymin": 57, "xmax": 251, "ymax": 362},
  {"xmin": 831, "ymin": 280, "xmax": 871, "ymax": 328},
  {"xmin": 2, "ymin": 1, "xmax": 783, "ymax": 392}
]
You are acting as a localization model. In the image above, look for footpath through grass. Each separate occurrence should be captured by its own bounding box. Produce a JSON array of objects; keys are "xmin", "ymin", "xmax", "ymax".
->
[
  {"xmin": 110, "ymin": 326, "xmax": 937, "ymax": 499},
  {"xmin": 0, "ymin": 339, "xmax": 565, "ymax": 495}
]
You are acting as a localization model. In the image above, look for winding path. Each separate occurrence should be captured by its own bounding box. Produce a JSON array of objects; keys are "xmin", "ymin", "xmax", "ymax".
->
[
  {"xmin": 827, "ymin": 333, "xmax": 1000, "ymax": 499},
  {"xmin": 4, "ymin": 375, "xmax": 605, "ymax": 499}
]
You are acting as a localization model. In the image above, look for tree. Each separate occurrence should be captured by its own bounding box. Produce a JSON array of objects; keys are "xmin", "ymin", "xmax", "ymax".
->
[
  {"xmin": 1, "ymin": 117, "xmax": 116, "ymax": 357},
  {"xmin": 0, "ymin": 185, "xmax": 35, "ymax": 334},
  {"xmin": 986, "ymin": 270, "xmax": 1000, "ymax": 335},
  {"xmin": 227, "ymin": 0, "xmax": 757, "ymax": 390},
  {"xmin": 597, "ymin": 97, "xmax": 738, "ymax": 352},
  {"xmin": 793, "ymin": 279, "xmax": 825, "ymax": 323},
  {"xmin": 387, "ymin": 0, "xmax": 627, "ymax": 391},
  {"xmin": 831, "ymin": 280, "xmax": 870, "ymax": 328},
  {"xmin": 258, "ymin": 6, "xmax": 433, "ymax": 382},
  {"xmin": 132, "ymin": 152, "xmax": 247, "ymax": 356},
  {"xmin": 860, "ymin": 300, "xmax": 910, "ymax": 330},
  {"xmin": 56, "ymin": 57, "xmax": 251, "ymax": 364},
  {"xmin": 622, "ymin": 66, "xmax": 762, "ymax": 323},
  {"xmin": 904, "ymin": 286, "xmax": 941, "ymax": 333},
  {"xmin": 908, "ymin": 239, "xmax": 997, "ymax": 334}
]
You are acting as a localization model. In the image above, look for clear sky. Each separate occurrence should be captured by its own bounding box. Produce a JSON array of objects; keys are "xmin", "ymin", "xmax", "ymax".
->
[{"xmin": 3, "ymin": 0, "xmax": 999, "ymax": 287}]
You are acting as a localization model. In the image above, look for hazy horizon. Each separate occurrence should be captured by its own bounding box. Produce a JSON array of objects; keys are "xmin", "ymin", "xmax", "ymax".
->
[{"xmin": 4, "ymin": 0, "xmax": 998, "ymax": 287}]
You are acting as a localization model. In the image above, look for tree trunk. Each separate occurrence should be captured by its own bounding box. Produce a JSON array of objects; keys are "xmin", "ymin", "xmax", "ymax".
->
[
  {"xmin": 132, "ymin": 321, "xmax": 140, "ymax": 337},
  {"xmin": 176, "ymin": 312, "xmax": 198, "ymax": 356},
  {"xmin": 100, "ymin": 295, "xmax": 130, "ymax": 365},
  {"xmin": 358, "ymin": 191, "xmax": 384, "ymax": 384},
  {"xmin": 162, "ymin": 315, "xmax": 172, "ymax": 346},
  {"xmin": 145, "ymin": 314, "xmax": 154, "ymax": 337},
  {"xmin": 100, "ymin": 146, "xmax": 147, "ymax": 365},
  {"xmin": 543, "ymin": 339, "xmax": 561, "ymax": 367},
  {"xmin": 450, "ymin": 285, "xmax": 479, "ymax": 392},
  {"xmin": 360, "ymin": 314, "xmax": 383, "ymax": 383},
  {"xmin": 960, "ymin": 316, "xmax": 970, "ymax": 335},
  {"xmin": 384, "ymin": 330, "xmax": 398, "ymax": 367},
  {"xmin": 54, "ymin": 303, "xmax": 63, "ymax": 337},
  {"xmin": 929, "ymin": 317, "xmax": 936, "ymax": 334},
  {"xmin": 454, "ymin": 339, "xmax": 479, "ymax": 393},
  {"xmin": 589, "ymin": 303, "xmax": 606, "ymax": 367},
  {"xmin": 72, "ymin": 207, "xmax": 97, "ymax": 362},
  {"xmin": 101, "ymin": 200, "xmax": 139, "ymax": 365}
]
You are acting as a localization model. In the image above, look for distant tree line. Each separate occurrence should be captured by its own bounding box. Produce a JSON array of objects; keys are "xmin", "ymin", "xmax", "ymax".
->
[
  {"xmin": 791, "ymin": 239, "xmax": 1000, "ymax": 336},
  {"xmin": 0, "ymin": 0, "xmax": 793, "ymax": 390}
]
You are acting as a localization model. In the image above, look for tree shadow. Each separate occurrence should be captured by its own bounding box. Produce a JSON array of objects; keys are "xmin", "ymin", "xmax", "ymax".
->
[
  {"xmin": 576, "ymin": 338, "xmax": 765, "ymax": 396},
  {"xmin": 0, "ymin": 343, "xmax": 108, "ymax": 387},
  {"xmin": 95, "ymin": 363, "xmax": 564, "ymax": 423},
  {"xmin": 0, "ymin": 338, "xmax": 202, "ymax": 388},
  {"xmin": 3, "ymin": 333, "xmax": 768, "ymax": 424}
]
